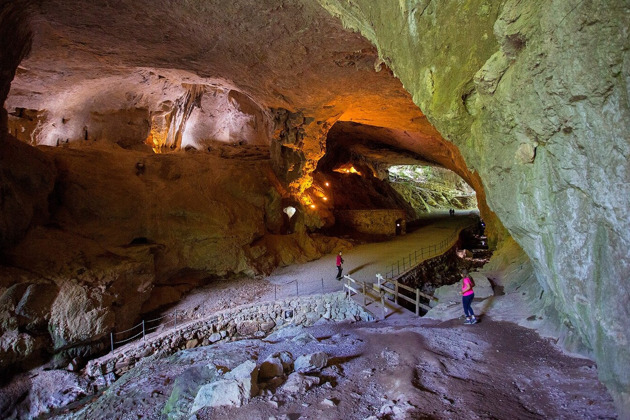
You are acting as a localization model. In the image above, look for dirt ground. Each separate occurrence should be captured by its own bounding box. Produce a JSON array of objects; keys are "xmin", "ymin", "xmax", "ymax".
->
[{"xmin": 46, "ymin": 315, "xmax": 615, "ymax": 420}]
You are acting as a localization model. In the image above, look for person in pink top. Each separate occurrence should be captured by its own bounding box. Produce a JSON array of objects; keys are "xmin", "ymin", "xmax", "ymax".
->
[
  {"xmin": 460, "ymin": 269, "xmax": 478, "ymax": 324},
  {"xmin": 336, "ymin": 251, "xmax": 344, "ymax": 280}
]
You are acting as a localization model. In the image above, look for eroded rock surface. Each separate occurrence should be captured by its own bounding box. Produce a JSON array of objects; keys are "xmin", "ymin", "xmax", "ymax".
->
[{"xmin": 318, "ymin": 0, "xmax": 630, "ymax": 412}]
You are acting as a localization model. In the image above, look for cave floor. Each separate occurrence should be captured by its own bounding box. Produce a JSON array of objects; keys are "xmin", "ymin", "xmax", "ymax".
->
[
  {"xmin": 3, "ymin": 212, "xmax": 617, "ymax": 419},
  {"xmin": 41, "ymin": 314, "xmax": 615, "ymax": 419}
]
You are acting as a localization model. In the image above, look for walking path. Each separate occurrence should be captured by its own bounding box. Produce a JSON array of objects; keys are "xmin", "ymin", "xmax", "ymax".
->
[
  {"xmin": 165, "ymin": 211, "xmax": 477, "ymax": 323},
  {"xmin": 266, "ymin": 211, "xmax": 477, "ymax": 298}
]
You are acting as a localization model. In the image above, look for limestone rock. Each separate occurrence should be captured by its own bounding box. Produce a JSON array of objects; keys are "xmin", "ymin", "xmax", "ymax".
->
[
  {"xmin": 163, "ymin": 364, "xmax": 220, "ymax": 418},
  {"xmin": 258, "ymin": 356, "xmax": 284, "ymax": 380},
  {"xmin": 277, "ymin": 351, "xmax": 294, "ymax": 373},
  {"xmin": 294, "ymin": 352, "xmax": 328, "ymax": 373},
  {"xmin": 280, "ymin": 372, "xmax": 320, "ymax": 394},
  {"xmin": 291, "ymin": 332, "xmax": 317, "ymax": 345},
  {"xmin": 0, "ymin": 134, "xmax": 56, "ymax": 250},
  {"xmin": 190, "ymin": 379, "xmax": 244, "ymax": 411},
  {"xmin": 49, "ymin": 282, "xmax": 115, "ymax": 350},
  {"xmin": 224, "ymin": 360, "xmax": 259, "ymax": 398},
  {"xmin": 0, "ymin": 369, "xmax": 89, "ymax": 419},
  {"xmin": 190, "ymin": 361, "xmax": 258, "ymax": 412}
]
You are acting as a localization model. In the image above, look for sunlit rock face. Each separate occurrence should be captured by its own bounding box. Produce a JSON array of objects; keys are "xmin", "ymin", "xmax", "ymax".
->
[{"xmin": 318, "ymin": 0, "xmax": 630, "ymax": 412}]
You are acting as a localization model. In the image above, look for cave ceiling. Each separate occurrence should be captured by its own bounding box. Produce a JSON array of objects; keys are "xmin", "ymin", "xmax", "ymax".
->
[{"xmin": 6, "ymin": 0, "xmax": 449, "ymax": 165}]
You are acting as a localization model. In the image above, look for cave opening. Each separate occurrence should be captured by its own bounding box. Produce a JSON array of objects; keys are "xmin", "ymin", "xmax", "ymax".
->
[{"xmin": 388, "ymin": 164, "xmax": 478, "ymax": 217}]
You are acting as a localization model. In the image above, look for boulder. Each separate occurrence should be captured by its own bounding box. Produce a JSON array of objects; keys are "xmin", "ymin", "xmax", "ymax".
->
[
  {"xmin": 277, "ymin": 351, "xmax": 294, "ymax": 373},
  {"xmin": 281, "ymin": 372, "xmax": 320, "ymax": 394},
  {"xmin": 258, "ymin": 356, "xmax": 284, "ymax": 380},
  {"xmin": 224, "ymin": 360, "xmax": 259, "ymax": 398},
  {"xmin": 190, "ymin": 361, "xmax": 258, "ymax": 412},
  {"xmin": 291, "ymin": 332, "xmax": 317, "ymax": 345},
  {"xmin": 294, "ymin": 352, "xmax": 328, "ymax": 373},
  {"xmin": 190, "ymin": 379, "xmax": 243, "ymax": 411},
  {"xmin": 162, "ymin": 364, "xmax": 220, "ymax": 418}
]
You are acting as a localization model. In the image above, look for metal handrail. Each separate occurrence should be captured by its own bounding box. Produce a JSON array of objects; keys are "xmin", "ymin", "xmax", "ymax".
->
[
  {"xmin": 385, "ymin": 220, "xmax": 475, "ymax": 278},
  {"xmin": 109, "ymin": 277, "xmax": 344, "ymax": 353}
]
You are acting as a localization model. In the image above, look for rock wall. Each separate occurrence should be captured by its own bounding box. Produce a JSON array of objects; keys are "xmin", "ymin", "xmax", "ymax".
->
[
  {"xmin": 334, "ymin": 209, "xmax": 406, "ymax": 236},
  {"xmin": 318, "ymin": 0, "xmax": 630, "ymax": 413},
  {"xmin": 0, "ymin": 0, "xmax": 32, "ymax": 132},
  {"xmin": 0, "ymin": 140, "xmax": 349, "ymax": 377}
]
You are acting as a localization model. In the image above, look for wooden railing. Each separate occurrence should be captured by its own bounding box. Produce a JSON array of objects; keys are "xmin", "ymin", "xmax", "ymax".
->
[
  {"xmin": 343, "ymin": 274, "xmax": 439, "ymax": 319},
  {"xmin": 376, "ymin": 274, "xmax": 437, "ymax": 316},
  {"xmin": 342, "ymin": 275, "xmax": 372, "ymax": 307}
]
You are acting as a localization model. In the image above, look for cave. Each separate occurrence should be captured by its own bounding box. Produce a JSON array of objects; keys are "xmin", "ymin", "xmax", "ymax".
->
[{"xmin": 0, "ymin": 0, "xmax": 628, "ymax": 418}]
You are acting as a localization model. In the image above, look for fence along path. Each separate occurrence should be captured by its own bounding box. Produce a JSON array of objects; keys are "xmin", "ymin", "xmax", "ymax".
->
[{"xmin": 342, "ymin": 215, "xmax": 477, "ymax": 319}]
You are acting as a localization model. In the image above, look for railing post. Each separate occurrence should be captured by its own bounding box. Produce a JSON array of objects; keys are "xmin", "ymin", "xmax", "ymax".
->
[
  {"xmin": 415, "ymin": 288, "xmax": 420, "ymax": 316},
  {"xmin": 362, "ymin": 282, "xmax": 366, "ymax": 306},
  {"xmin": 142, "ymin": 320, "xmax": 146, "ymax": 341},
  {"xmin": 274, "ymin": 285, "xmax": 277, "ymax": 300},
  {"xmin": 321, "ymin": 278, "xmax": 324, "ymax": 293},
  {"xmin": 174, "ymin": 310, "xmax": 178, "ymax": 328},
  {"xmin": 394, "ymin": 281, "xmax": 399, "ymax": 305},
  {"xmin": 295, "ymin": 280, "xmax": 299, "ymax": 296},
  {"xmin": 381, "ymin": 292, "xmax": 386, "ymax": 319},
  {"xmin": 110, "ymin": 332, "xmax": 114, "ymax": 353}
]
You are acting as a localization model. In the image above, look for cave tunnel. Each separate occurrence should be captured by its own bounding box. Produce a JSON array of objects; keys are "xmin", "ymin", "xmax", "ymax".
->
[{"xmin": 0, "ymin": 0, "xmax": 628, "ymax": 418}]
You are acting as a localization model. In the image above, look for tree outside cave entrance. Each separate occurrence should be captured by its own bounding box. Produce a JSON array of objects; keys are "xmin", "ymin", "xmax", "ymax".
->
[{"xmin": 388, "ymin": 165, "xmax": 477, "ymax": 216}]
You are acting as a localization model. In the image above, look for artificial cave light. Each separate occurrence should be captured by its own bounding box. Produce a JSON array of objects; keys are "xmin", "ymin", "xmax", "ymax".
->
[{"xmin": 283, "ymin": 206, "xmax": 296, "ymax": 219}]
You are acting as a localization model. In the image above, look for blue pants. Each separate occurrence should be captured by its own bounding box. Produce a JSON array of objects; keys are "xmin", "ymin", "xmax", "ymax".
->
[{"xmin": 462, "ymin": 293, "xmax": 475, "ymax": 317}]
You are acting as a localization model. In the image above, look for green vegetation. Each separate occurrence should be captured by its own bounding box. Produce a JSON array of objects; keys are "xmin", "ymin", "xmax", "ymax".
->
[{"xmin": 388, "ymin": 165, "xmax": 477, "ymax": 216}]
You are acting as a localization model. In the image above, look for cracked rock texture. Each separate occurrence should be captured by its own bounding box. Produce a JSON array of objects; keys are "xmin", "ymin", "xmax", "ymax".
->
[{"xmin": 318, "ymin": 0, "xmax": 630, "ymax": 413}]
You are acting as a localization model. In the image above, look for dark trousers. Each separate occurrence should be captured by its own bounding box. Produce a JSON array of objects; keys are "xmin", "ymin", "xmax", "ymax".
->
[
  {"xmin": 462, "ymin": 293, "xmax": 475, "ymax": 317},
  {"xmin": 336, "ymin": 265, "xmax": 343, "ymax": 278}
]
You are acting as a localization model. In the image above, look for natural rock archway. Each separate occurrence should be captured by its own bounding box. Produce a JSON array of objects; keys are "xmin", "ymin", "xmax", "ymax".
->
[
  {"xmin": 318, "ymin": 0, "xmax": 630, "ymax": 412},
  {"xmin": 0, "ymin": 0, "xmax": 628, "ymax": 415}
]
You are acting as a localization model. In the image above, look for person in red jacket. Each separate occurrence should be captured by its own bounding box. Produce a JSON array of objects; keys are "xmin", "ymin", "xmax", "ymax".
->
[{"xmin": 336, "ymin": 251, "xmax": 344, "ymax": 280}]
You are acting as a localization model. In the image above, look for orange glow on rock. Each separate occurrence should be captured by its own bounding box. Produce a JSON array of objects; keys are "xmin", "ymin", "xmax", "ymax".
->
[{"xmin": 333, "ymin": 163, "xmax": 361, "ymax": 175}]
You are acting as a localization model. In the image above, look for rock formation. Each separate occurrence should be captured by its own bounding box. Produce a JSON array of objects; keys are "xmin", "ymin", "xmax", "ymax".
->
[
  {"xmin": 318, "ymin": 0, "xmax": 630, "ymax": 413},
  {"xmin": 0, "ymin": 0, "xmax": 628, "ymax": 415}
]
